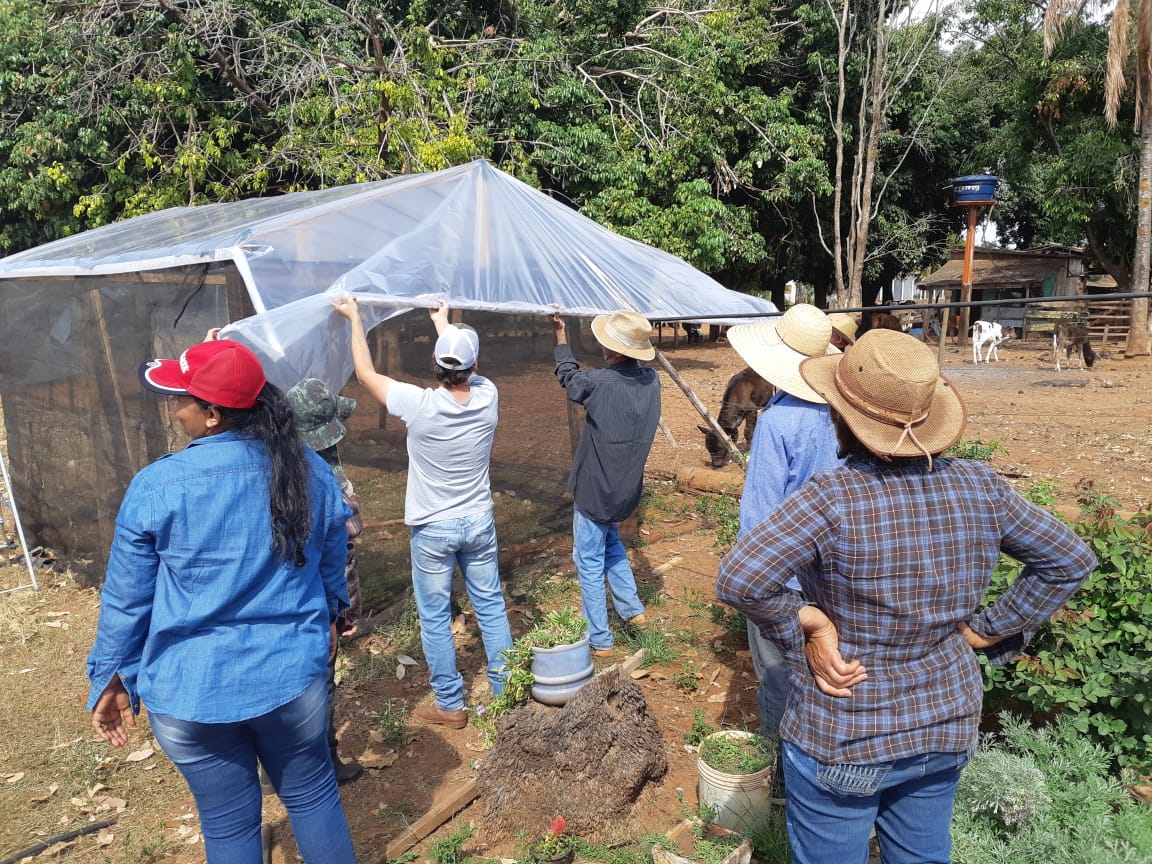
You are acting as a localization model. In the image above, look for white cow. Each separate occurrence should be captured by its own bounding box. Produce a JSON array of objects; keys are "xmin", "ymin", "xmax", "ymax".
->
[{"xmin": 971, "ymin": 320, "xmax": 1011, "ymax": 364}]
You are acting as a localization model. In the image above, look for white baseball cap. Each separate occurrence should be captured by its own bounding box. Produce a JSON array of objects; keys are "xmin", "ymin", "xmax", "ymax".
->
[{"xmin": 434, "ymin": 324, "xmax": 480, "ymax": 370}]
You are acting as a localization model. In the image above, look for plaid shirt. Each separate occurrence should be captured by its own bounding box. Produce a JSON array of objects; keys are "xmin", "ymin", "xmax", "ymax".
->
[{"xmin": 716, "ymin": 455, "xmax": 1096, "ymax": 764}]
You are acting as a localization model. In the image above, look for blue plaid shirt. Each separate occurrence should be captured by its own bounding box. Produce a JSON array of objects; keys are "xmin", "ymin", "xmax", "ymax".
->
[{"xmin": 716, "ymin": 454, "xmax": 1095, "ymax": 764}]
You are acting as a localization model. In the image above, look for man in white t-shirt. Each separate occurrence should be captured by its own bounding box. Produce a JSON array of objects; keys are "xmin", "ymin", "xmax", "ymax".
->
[{"xmin": 331, "ymin": 297, "xmax": 513, "ymax": 729}]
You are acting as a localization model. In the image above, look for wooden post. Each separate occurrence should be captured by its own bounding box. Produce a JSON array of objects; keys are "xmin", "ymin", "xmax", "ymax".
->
[
  {"xmin": 958, "ymin": 205, "xmax": 979, "ymax": 349},
  {"xmin": 652, "ymin": 349, "xmax": 746, "ymax": 470}
]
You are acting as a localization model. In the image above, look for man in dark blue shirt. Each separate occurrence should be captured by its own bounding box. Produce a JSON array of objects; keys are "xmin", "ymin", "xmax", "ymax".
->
[{"xmin": 551, "ymin": 311, "xmax": 661, "ymax": 655}]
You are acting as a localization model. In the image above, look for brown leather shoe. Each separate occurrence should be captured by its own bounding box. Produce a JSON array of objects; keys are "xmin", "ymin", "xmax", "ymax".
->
[
  {"xmin": 627, "ymin": 613, "xmax": 649, "ymax": 627},
  {"xmin": 592, "ymin": 646, "xmax": 616, "ymax": 658},
  {"xmin": 414, "ymin": 703, "xmax": 468, "ymax": 729}
]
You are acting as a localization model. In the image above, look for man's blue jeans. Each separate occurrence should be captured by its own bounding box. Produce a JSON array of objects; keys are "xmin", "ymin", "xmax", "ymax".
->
[
  {"xmin": 148, "ymin": 675, "xmax": 356, "ymax": 864},
  {"xmin": 572, "ymin": 507, "xmax": 645, "ymax": 650},
  {"xmin": 782, "ymin": 740, "xmax": 970, "ymax": 864},
  {"xmin": 410, "ymin": 510, "xmax": 513, "ymax": 710},
  {"xmin": 746, "ymin": 620, "xmax": 789, "ymax": 738}
]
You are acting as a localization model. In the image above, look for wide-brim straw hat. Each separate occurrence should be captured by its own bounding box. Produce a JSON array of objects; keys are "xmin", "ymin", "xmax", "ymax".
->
[
  {"xmin": 828, "ymin": 312, "xmax": 858, "ymax": 344},
  {"xmin": 800, "ymin": 329, "xmax": 967, "ymax": 460},
  {"xmin": 726, "ymin": 304, "xmax": 837, "ymax": 403},
  {"xmin": 592, "ymin": 310, "xmax": 656, "ymax": 361}
]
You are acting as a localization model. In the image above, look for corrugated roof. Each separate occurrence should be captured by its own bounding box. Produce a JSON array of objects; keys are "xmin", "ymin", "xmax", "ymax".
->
[{"xmin": 919, "ymin": 255, "xmax": 1064, "ymax": 288}]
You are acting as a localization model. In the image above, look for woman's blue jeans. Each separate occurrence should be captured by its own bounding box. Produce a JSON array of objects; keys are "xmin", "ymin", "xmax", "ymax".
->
[
  {"xmin": 148, "ymin": 675, "xmax": 356, "ymax": 864},
  {"xmin": 782, "ymin": 740, "xmax": 969, "ymax": 864},
  {"xmin": 571, "ymin": 507, "xmax": 645, "ymax": 650},
  {"xmin": 410, "ymin": 510, "xmax": 513, "ymax": 710}
]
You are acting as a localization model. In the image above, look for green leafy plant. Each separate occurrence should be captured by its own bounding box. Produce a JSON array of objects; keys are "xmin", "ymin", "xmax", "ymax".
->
[
  {"xmin": 1023, "ymin": 479, "xmax": 1058, "ymax": 507},
  {"xmin": 471, "ymin": 608, "xmax": 589, "ymax": 747},
  {"xmin": 684, "ymin": 709, "xmax": 718, "ymax": 747},
  {"xmin": 977, "ymin": 508, "xmax": 1152, "ymax": 773},
  {"xmin": 946, "ymin": 438, "xmax": 1007, "ymax": 461},
  {"xmin": 699, "ymin": 732, "xmax": 777, "ymax": 775},
  {"xmin": 672, "ymin": 663, "xmax": 703, "ymax": 692}
]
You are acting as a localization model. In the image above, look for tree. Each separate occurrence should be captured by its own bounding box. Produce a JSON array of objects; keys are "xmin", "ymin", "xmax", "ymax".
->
[
  {"xmin": 1045, "ymin": 0, "xmax": 1151, "ymax": 356},
  {"xmin": 798, "ymin": 0, "xmax": 955, "ymax": 308}
]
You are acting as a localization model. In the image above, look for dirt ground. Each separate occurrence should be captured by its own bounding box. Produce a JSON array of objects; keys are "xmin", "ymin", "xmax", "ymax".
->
[{"xmin": 0, "ymin": 332, "xmax": 1149, "ymax": 864}]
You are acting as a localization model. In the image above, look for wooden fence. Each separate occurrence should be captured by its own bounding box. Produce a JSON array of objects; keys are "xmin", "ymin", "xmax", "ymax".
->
[{"xmin": 1022, "ymin": 298, "xmax": 1132, "ymax": 349}]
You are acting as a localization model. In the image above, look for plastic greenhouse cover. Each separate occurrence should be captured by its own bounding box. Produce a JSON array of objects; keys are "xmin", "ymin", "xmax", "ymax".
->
[{"xmin": 0, "ymin": 160, "xmax": 778, "ymax": 389}]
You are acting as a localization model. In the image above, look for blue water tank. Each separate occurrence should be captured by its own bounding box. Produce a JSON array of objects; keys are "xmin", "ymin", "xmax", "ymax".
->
[{"xmin": 953, "ymin": 174, "xmax": 998, "ymax": 204}]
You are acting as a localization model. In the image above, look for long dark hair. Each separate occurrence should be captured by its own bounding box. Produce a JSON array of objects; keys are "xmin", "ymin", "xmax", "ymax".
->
[{"xmin": 198, "ymin": 383, "xmax": 311, "ymax": 566}]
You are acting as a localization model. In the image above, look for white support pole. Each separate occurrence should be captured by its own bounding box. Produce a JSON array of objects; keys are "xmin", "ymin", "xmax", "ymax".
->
[{"xmin": 0, "ymin": 441, "xmax": 39, "ymax": 594}]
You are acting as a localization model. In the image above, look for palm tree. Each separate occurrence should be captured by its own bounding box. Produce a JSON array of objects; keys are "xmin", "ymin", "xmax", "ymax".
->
[{"xmin": 1046, "ymin": 0, "xmax": 1151, "ymax": 356}]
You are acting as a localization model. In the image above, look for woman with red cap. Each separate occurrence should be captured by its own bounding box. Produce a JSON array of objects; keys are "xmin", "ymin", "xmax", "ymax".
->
[{"xmin": 86, "ymin": 339, "xmax": 357, "ymax": 863}]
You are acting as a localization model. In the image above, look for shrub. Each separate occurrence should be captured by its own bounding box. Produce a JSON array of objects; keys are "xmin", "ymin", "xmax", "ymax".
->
[
  {"xmin": 951, "ymin": 714, "xmax": 1151, "ymax": 864},
  {"xmin": 977, "ymin": 508, "xmax": 1152, "ymax": 774}
]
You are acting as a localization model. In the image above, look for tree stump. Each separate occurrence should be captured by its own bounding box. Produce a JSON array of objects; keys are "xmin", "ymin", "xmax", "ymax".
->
[{"xmin": 476, "ymin": 666, "xmax": 666, "ymax": 836}]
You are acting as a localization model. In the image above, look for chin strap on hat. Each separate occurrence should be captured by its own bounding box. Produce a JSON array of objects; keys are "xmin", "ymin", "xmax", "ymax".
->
[{"xmin": 890, "ymin": 424, "xmax": 934, "ymax": 471}]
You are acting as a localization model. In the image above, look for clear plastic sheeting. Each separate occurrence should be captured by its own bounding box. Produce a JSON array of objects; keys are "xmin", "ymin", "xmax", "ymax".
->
[
  {"xmin": 0, "ymin": 160, "xmax": 776, "ymax": 389},
  {"xmin": 0, "ymin": 159, "xmax": 777, "ymax": 571}
]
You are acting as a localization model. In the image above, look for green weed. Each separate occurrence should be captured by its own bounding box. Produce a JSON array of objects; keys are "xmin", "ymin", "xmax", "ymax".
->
[
  {"xmin": 684, "ymin": 709, "xmax": 717, "ymax": 746},
  {"xmin": 1024, "ymin": 478, "xmax": 1058, "ymax": 507},
  {"xmin": 693, "ymin": 491, "xmax": 741, "ymax": 553},
  {"xmin": 672, "ymin": 663, "xmax": 702, "ymax": 692},
  {"xmin": 708, "ymin": 603, "xmax": 746, "ymax": 634},
  {"xmin": 946, "ymin": 438, "xmax": 1006, "ymax": 461}
]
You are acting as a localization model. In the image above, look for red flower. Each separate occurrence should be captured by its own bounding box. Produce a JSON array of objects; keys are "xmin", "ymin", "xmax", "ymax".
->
[{"xmin": 549, "ymin": 816, "xmax": 566, "ymax": 837}]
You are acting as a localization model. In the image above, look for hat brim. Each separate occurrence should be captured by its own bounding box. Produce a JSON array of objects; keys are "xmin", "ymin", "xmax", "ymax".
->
[
  {"xmin": 299, "ymin": 418, "xmax": 347, "ymax": 451},
  {"xmin": 591, "ymin": 315, "xmax": 655, "ymax": 361},
  {"xmin": 832, "ymin": 325, "xmax": 857, "ymax": 345},
  {"xmin": 139, "ymin": 358, "xmax": 190, "ymax": 397},
  {"xmin": 800, "ymin": 354, "xmax": 967, "ymax": 457},
  {"xmin": 726, "ymin": 321, "xmax": 837, "ymax": 404}
]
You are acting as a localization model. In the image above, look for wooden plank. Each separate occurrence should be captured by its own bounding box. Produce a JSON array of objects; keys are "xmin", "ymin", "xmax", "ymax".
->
[{"xmin": 384, "ymin": 778, "xmax": 480, "ymax": 859}]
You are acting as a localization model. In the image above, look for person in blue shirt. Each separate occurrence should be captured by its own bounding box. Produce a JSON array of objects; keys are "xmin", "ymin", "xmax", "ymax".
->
[
  {"xmin": 86, "ymin": 339, "xmax": 357, "ymax": 864},
  {"xmin": 724, "ymin": 304, "xmax": 843, "ymax": 742}
]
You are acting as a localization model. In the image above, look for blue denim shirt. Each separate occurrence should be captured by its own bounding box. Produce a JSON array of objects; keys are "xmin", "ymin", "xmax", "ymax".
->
[{"xmin": 86, "ymin": 431, "xmax": 351, "ymax": 724}]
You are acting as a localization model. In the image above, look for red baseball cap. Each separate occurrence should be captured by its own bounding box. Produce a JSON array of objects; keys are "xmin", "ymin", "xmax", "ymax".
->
[{"xmin": 139, "ymin": 340, "xmax": 267, "ymax": 409}]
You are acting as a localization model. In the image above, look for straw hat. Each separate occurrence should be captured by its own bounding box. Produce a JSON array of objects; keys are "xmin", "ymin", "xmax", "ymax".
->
[
  {"xmin": 800, "ymin": 329, "xmax": 967, "ymax": 463},
  {"xmin": 725, "ymin": 304, "xmax": 836, "ymax": 403},
  {"xmin": 828, "ymin": 313, "xmax": 858, "ymax": 345},
  {"xmin": 592, "ymin": 310, "xmax": 656, "ymax": 361}
]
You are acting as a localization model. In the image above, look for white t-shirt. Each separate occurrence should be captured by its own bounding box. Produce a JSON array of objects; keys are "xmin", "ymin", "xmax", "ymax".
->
[{"xmin": 385, "ymin": 376, "xmax": 498, "ymax": 526}]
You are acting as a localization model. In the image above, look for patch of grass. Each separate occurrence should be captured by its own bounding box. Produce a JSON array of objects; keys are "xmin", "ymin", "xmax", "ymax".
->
[
  {"xmin": 637, "ymin": 582, "xmax": 665, "ymax": 608},
  {"xmin": 116, "ymin": 824, "xmax": 173, "ymax": 863},
  {"xmin": 343, "ymin": 600, "xmax": 424, "ymax": 686},
  {"xmin": 619, "ymin": 626, "xmax": 679, "ymax": 667},
  {"xmin": 374, "ymin": 699, "xmax": 409, "ymax": 747},
  {"xmin": 428, "ymin": 823, "xmax": 475, "ymax": 864},
  {"xmin": 518, "ymin": 572, "xmax": 581, "ymax": 607},
  {"xmin": 576, "ymin": 834, "xmax": 668, "ymax": 864},
  {"xmin": 377, "ymin": 801, "xmax": 418, "ymax": 821},
  {"xmin": 699, "ymin": 732, "xmax": 777, "ymax": 774},
  {"xmin": 739, "ymin": 809, "xmax": 792, "ymax": 863}
]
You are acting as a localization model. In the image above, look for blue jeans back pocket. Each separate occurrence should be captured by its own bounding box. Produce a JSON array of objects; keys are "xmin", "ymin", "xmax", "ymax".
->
[{"xmin": 815, "ymin": 760, "xmax": 893, "ymax": 797}]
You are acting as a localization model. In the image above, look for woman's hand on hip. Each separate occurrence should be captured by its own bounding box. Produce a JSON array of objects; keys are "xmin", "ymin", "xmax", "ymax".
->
[{"xmin": 798, "ymin": 605, "xmax": 867, "ymax": 698}]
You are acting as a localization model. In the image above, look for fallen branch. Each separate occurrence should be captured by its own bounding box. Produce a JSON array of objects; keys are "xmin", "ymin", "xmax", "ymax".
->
[{"xmin": 0, "ymin": 819, "xmax": 117, "ymax": 864}]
